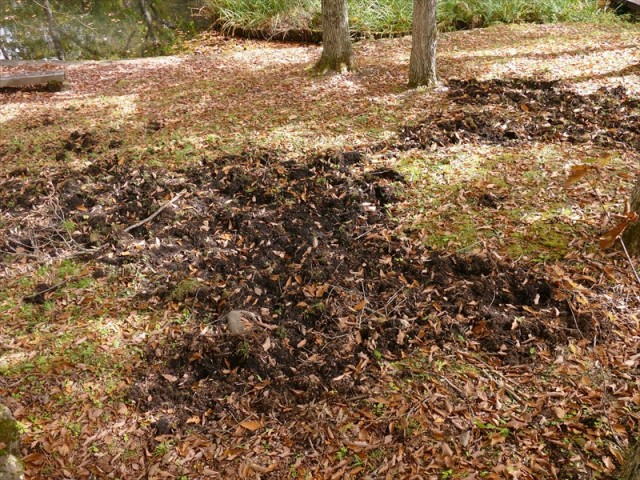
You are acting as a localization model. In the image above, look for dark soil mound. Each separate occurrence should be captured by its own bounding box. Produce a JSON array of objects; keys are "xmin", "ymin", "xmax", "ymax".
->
[
  {"xmin": 0, "ymin": 146, "xmax": 601, "ymax": 439},
  {"xmin": 401, "ymin": 78, "xmax": 640, "ymax": 149}
]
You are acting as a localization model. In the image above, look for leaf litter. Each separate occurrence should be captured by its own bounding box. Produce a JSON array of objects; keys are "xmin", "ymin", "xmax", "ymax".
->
[
  {"xmin": 0, "ymin": 132, "xmax": 624, "ymax": 479},
  {"xmin": 1, "ymin": 23, "xmax": 640, "ymax": 480}
]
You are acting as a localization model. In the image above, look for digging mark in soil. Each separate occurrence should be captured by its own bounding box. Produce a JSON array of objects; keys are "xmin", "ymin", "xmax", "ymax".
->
[
  {"xmin": 2, "ymin": 147, "xmax": 597, "ymax": 410},
  {"xmin": 401, "ymin": 78, "xmax": 640, "ymax": 149},
  {"xmin": 2, "ymin": 147, "xmax": 595, "ymax": 421},
  {"xmin": 0, "ymin": 79, "xmax": 614, "ymax": 450}
]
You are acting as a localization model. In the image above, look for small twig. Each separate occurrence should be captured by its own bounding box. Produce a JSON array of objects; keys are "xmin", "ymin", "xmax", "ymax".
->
[
  {"xmin": 566, "ymin": 299, "xmax": 585, "ymax": 339},
  {"xmin": 22, "ymin": 278, "xmax": 69, "ymax": 302},
  {"xmin": 354, "ymin": 227, "xmax": 377, "ymax": 240},
  {"xmin": 474, "ymin": 357, "xmax": 525, "ymax": 402},
  {"xmin": 619, "ymin": 237, "xmax": 640, "ymax": 285},
  {"xmin": 442, "ymin": 376, "xmax": 466, "ymax": 397},
  {"xmin": 124, "ymin": 190, "xmax": 186, "ymax": 233}
]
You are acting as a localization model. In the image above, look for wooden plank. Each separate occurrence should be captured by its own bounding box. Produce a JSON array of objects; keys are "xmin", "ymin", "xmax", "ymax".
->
[
  {"xmin": 0, "ymin": 70, "xmax": 65, "ymax": 88},
  {"xmin": 615, "ymin": 0, "xmax": 640, "ymax": 10}
]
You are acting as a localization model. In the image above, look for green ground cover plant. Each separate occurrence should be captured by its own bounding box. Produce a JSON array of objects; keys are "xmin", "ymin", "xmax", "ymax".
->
[{"xmin": 204, "ymin": 0, "xmax": 618, "ymax": 36}]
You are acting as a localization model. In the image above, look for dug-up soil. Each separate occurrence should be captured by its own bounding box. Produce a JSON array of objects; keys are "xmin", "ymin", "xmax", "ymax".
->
[
  {"xmin": 402, "ymin": 78, "xmax": 640, "ymax": 149},
  {"xmin": 3, "ymin": 140, "xmax": 603, "ymax": 477}
]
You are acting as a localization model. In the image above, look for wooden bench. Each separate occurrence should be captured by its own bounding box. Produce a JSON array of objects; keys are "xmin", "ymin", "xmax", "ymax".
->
[
  {"xmin": 0, "ymin": 70, "xmax": 65, "ymax": 91},
  {"xmin": 613, "ymin": 0, "xmax": 640, "ymax": 11}
]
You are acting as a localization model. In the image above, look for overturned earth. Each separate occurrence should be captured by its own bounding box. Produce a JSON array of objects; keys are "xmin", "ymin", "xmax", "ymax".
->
[
  {"xmin": 401, "ymin": 78, "xmax": 640, "ymax": 149},
  {"xmin": 1, "ymin": 145, "xmax": 601, "ymax": 438}
]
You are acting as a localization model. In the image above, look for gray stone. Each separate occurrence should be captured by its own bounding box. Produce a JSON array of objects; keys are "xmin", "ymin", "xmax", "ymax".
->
[
  {"xmin": 0, "ymin": 405, "xmax": 23, "ymax": 480},
  {"xmin": 226, "ymin": 310, "xmax": 257, "ymax": 335},
  {"xmin": 0, "ymin": 455, "xmax": 24, "ymax": 480}
]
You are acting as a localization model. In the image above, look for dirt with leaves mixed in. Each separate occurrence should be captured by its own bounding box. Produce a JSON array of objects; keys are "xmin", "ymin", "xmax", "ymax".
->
[
  {"xmin": 401, "ymin": 78, "xmax": 640, "ymax": 149},
  {"xmin": 2, "ymin": 143, "xmax": 608, "ymax": 478},
  {"xmin": 2, "ymin": 22, "xmax": 640, "ymax": 480}
]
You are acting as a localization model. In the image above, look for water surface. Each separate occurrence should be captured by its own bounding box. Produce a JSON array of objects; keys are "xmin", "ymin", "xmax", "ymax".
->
[{"xmin": 1, "ymin": 0, "xmax": 208, "ymax": 61}]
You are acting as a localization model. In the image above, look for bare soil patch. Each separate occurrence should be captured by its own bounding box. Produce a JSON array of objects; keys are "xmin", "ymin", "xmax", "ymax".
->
[
  {"xmin": 402, "ymin": 78, "xmax": 640, "ymax": 149},
  {"xmin": 2, "ymin": 145, "xmax": 600, "ymax": 449}
]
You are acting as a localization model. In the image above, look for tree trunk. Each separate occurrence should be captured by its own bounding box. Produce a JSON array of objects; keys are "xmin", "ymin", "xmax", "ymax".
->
[
  {"xmin": 622, "ymin": 178, "xmax": 640, "ymax": 255},
  {"xmin": 313, "ymin": 0, "xmax": 354, "ymax": 75},
  {"xmin": 621, "ymin": 438, "xmax": 640, "ymax": 479},
  {"xmin": 43, "ymin": 0, "xmax": 65, "ymax": 61},
  {"xmin": 408, "ymin": 0, "xmax": 437, "ymax": 88},
  {"xmin": 0, "ymin": 36, "xmax": 9, "ymax": 60},
  {"xmin": 139, "ymin": 0, "xmax": 159, "ymax": 47}
]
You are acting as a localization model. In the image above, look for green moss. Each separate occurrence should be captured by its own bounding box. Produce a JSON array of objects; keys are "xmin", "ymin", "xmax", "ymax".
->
[
  {"xmin": 56, "ymin": 259, "xmax": 82, "ymax": 278},
  {"xmin": 507, "ymin": 220, "xmax": 574, "ymax": 261},
  {"xmin": 0, "ymin": 408, "xmax": 20, "ymax": 456},
  {"xmin": 170, "ymin": 278, "xmax": 204, "ymax": 302},
  {"xmin": 420, "ymin": 215, "xmax": 479, "ymax": 250}
]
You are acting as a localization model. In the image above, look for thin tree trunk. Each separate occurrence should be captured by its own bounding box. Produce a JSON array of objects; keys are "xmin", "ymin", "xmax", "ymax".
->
[
  {"xmin": 43, "ymin": 0, "xmax": 65, "ymax": 61},
  {"xmin": 0, "ymin": 35, "xmax": 9, "ymax": 60},
  {"xmin": 408, "ymin": 0, "xmax": 437, "ymax": 88},
  {"xmin": 622, "ymin": 178, "xmax": 640, "ymax": 255},
  {"xmin": 139, "ymin": 0, "xmax": 159, "ymax": 47},
  {"xmin": 621, "ymin": 438, "xmax": 640, "ymax": 479},
  {"xmin": 313, "ymin": 0, "xmax": 354, "ymax": 75}
]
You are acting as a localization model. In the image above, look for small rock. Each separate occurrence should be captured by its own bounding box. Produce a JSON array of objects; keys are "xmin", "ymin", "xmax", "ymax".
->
[
  {"xmin": 226, "ymin": 310, "xmax": 257, "ymax": 335},
  {"xmin": 0, "ymin": 405, "xmax": 24, "ymax": 480},
  {"xmin": 0, "ymin": 455, "xmax": 24, "ymax": 480}
]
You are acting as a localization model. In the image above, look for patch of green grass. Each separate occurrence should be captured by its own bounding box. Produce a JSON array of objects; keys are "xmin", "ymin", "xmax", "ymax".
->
[
  {"xmin": 61, "ymin": 219, "xmax": 76, "ymax": 234},
  {"xmin": 438, "ymin": 0, "xmax": 616, "ymax": 31},
  {"xmin": 236, "ymin": 341, "xmax": 251, "ymax": 359},
  {"xmin": 69, "ymin": 277, "xmax": 95, "ymax": 289},
  {"xmin": 206, "ymin": 0, "xmax": 412, "ymax": 35},
  {"xmin": 204, "ymin": 0, "xmax": 617, "ymax": 37},
  {"xmin": 56, "ymin": 259, "xmax": 83, "ymax": 278},
  {"xmin": 154, "ymin": 441, "xmax": 172, "ymax": 457},
  {"xmin": 336, "ymin": 445, "xmax": 349, "ymax": 461},
  {"xmin": 424, "ymin": 213, "xmax": 479, "ymax": 250},
  {"xmin": 474, "ymin": 418, "xmax": 510, "ymax": 438},
  {"xmin": 395, "ymin": 147, "xmax": 589, "ymax": 261},
  {"xmin": 170, "ymin": 278, "xmax": 204, "ymax": 302}
]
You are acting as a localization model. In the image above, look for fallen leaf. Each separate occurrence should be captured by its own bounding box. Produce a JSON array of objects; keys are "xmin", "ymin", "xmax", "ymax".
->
[
  {"xmin": 565, "ymin": 164, "xmax": 594, "ymax": 187},
  {"xmin": 553, "ymin": 407, "xmax": 566, "ymax": 419},
  {"xmin": 353, "ymin": 300, "xmax": 366, "ymax": 311},
  {"xmin": 240, "ymin": 420, "xmax": 264, "ymax": 431},
  {"xmin": 599, "ymin": 217, "xmax": 633, "ymax": 249}
]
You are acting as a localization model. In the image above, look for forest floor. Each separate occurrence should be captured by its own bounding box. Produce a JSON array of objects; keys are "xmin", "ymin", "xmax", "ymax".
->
[{"xmin": 1, "ymin": 21, "xmax": 640, "ymax": 480}]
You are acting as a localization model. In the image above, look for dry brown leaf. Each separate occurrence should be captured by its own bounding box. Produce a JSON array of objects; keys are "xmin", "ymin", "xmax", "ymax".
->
[
  {"xmin": 239, "ymin": 420, "xmax": 264, "ymax": 431},
  {"xmin": 353, "ymin": 300, "xmax": 366, "ymax": 311},
  {"xmin": 553, "ymin": 407, "xmax": 566, "ymax": 419},
  {"xmin": 565, "ymin": 164, "xmax": 595, "ymax": 187},
  {"xmin": 598, "ymin": 214, "xmax": 637, "ymax": 249},
  {"xmin": 595, "ymin": 152, "xmax": 616, "ymax": 167},
  {"xmin": 316, "ymin": 284, "xmax": 329, "ymax": 297}
]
